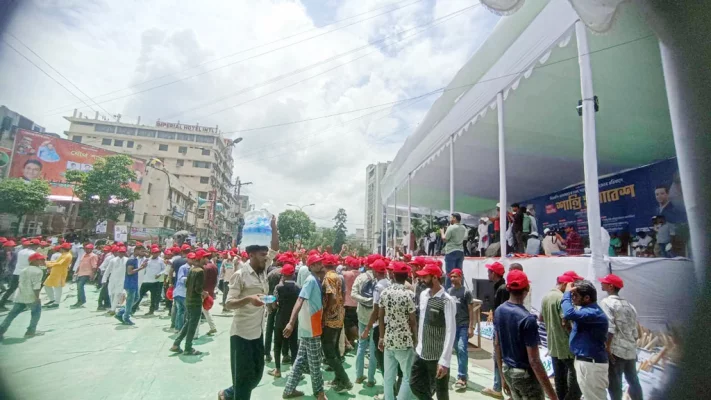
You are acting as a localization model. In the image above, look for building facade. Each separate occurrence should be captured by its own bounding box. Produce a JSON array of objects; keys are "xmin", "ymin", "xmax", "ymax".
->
[
  {"xmin": 364, "ymin": 161, "xmax": 390, "ymax": 252},
  {"xmin": 63, "ymin": 112, "xmax": 237, "ymax": 241}
]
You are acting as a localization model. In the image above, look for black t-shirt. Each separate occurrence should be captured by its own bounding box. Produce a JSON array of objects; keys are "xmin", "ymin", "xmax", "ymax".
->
[
  {"xmin": 493, "ymin": 279, "xmax": 510, "ymax": 310},
  {"xmin": 172, "ymin": 257, "xmax": 187, "ymax": 281},
  {"xmin": 275, "ymin": 281, "xmax": 301, "ymax": 328},
  {"xmin": 448, "ymin": 286, "xmax": 473, "ymax": 327},
  {"xmin": 494, "ymin": 301, "xmax": 539, "ymax": 369}
]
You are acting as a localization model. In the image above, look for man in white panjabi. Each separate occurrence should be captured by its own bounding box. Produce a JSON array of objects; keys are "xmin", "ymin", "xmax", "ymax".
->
[{"xmin": 103, "ymin": 246, "xmax": 128, "ymax": 313}]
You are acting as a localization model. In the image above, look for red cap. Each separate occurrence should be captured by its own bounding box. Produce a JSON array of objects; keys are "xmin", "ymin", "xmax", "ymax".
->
[
  {"xmin": 117, "ymin": 246, "xmax": 127, "ymax": 253},
  {"xmin": 164, "ymin": 249, "xmax": 173, "ymax": 257},
  {"xmin": 30, "ymin": 238, "xmax": 40, "ymax": 245},
  {"xmin": 150, "ymin": 246, "xmax": 161, "ymax": 253},
  {"xmin": 563, "ymin": 270, "xmax": 584, "ymax": 281},
  {"xmin": 187, "ymin": 252, "xmax": 197, "ymax": 260},
  {"xmin": 403, "ymin": 254, "xmax": 412, "ymax": 261},
  {"xmin": 134, "ymin": 241, "xmax": 144, "ymax": 248},
  {"xmin": 485, "ymin": 261, "xmax": 505, "ymax": 276},
  {"xmin": 111, "ymin": 245, "xmax": 119, "ymax": 252},
  {"xmin": 308, "ymin": 249, "xmax": 320, "ymax": 256},
  {"xmin": 281, "ymin": 264, "xmax": 295, "ymax": 275},
  {"xmin": 84, "ymin": 243, "xmax": 94, "ymax": 250},
  {"xmin": 556, "ymin": 274, "xmax": 576, "ymax": 284},
  {"xmin": 21, "ymin": 240, "xmax": 30, "ymax": 246},
  {"xmin": 371, "ymin": 259, "xmax": 387, "ymax": 273},
  {"xmin": 4, "ymin": 240, "xmax": 16, "ymax": 247},
  {"xmin": 241, "ymin": 251, "xmax": 248, "ymax": 258},
  {"xmin": 40, "ymin": 241, "xmax": 48, "ymax": 247},
  {"xmin": 506, "ymin": 269, "xmax": 530, "ymax": 290},
  {"xmin": 29, "ymin": 252, "xmax": 46, "ymax": 262},
  {"xmin": 416, "ymin": 264, "xmax": 443, "ymax": 278},
  {"xmin": 208, "ymin": 246, "xmax": 217, "ymax": 252},
  {"xmin": 0, "ymin": 237, "xmax": 6, "ymax": 243},
  {"xmin": 181, "ymin": 244, "xmax": 192, "ymax": 251},
  {"xmin": 410, "ymin": 256, "xmax": 427, "ymax": 267},
  {"xmin": 61, "ymin": 243, "xmax": 72, "ymax": 250},
  {"xmin": 598, "ymin": 274, "xmax": 624, "ymax": 289},
  {"xmin": 448, "ymin": 268, "xmax": 463, "ymax": 277},
  {"xmin": 307, "ymin": 254, "xmax": 323, "ymax": 266},
  {"xmin": 103, "ymin": 245, "xmax": 112, "ymax": 252},
  {"xmin": 171, "ymin": 246, "xmax": 181, "ymax": 253},
  {"xmin": 52, "ymin": 245, "xmax": 61, "ymax": 252},
  {"xmin": 116, "ymin": 242, "xmax": 124, "ymax": 246},
  {"xmin": 203, "ymin": 295, "xmax": 214, "ymax": 310},
  {"xmin": 391, "ymin": 262, "xmax": 411, "ymax": 274},
  {"xmin": 366, "ymin": 254, "xmax": 382, "ymax": 265}
]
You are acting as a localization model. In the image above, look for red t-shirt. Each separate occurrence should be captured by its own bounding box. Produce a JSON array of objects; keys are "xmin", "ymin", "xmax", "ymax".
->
[{"xmin": 202, "ymin": 263, "xmax": 218, "ymax": 297}]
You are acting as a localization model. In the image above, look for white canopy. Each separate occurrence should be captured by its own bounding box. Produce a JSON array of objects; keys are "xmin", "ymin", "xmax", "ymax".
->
[{"xmin": 381, "ymin": 0, "xmax": 673, "ymax": 215}]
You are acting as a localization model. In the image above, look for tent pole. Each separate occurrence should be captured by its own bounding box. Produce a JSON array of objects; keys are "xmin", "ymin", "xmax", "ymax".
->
[
  {"xmin": 393, "ymin": 189, "xmax": 398, "ymax": 255},
  {"xmin": 497, "ymin": 91, "xmax": 507, "ymax": 259},
  {"xmin": 407, "ymin": 173, "xmax": 412, "ymax": 256},
  {"xmin": 575, "ymin": 20, "xmax": 604, "ymax": 278},
  {"xmin": 659, "ymin": 41, "xmax": 710, "ymax": 284},
  {"xmin": 382, "ymin": 197, "xmax": 387, "ymax": 256},
  {"xmin": 449, "ymin": 135, "xmax": 454, "ymax": 215}
]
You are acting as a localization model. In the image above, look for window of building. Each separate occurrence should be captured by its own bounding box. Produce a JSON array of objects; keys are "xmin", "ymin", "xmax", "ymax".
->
[
  {"xmin": 147, "ymin": 183, "xmax": 152, "ymax": 194},
  {"xmin": 198, "ymin": 191, "xmax": 208, "ymax": 199},
  {"xmin": 95, "ymin": 124, "xmax": 116, "ymax": 133},
  {"xmin": 137, "ymin": 129, "xmax": 156, "ymax": 138},
  {"xmin": 74, "ymin": 121, "xmax": 93, "ymax": 126},
  {"xmin": 201, "ymin": 149, "xmax": 210, "ymax": 156},
  {"xmin": 195, "ymin": 135, "xmax": 215, "ymax": 144},
  {"xmin": 159, "ymin": 144, "xmax": 168, "ymax": 151},
  {"xmin": 114, "ymin": 139, "xmax": 123, "ymax": 147},
  {"xmin": 127, "ymin": 141, "xmax": 134, "ymax": 148},
  {"xmin": 177, "ymin": 159, "xmax": 184, "ymax": 167},
  {"xmin": 176, "ymin": 133, "xmax": 195, "ymax": 142},
  {"xmin": 142, "ymin": 213, "xmax": 147, "ymax": 225},
  {"xmin": 72, "ymin": 135, "xmax": 82, "ymax": 143},
  {"xmin": 157, "ymin": 131, "xmax": 176, "ymax": 140},
  {"xmin": 116, "ymin": 126, "xmax": 136, "ymax": 135},
  {"xmin": 178, "ymin": 146, "xmax": 187, "ymax": 154},
  {"xmin": 197, "ymin": 209, "xmax": 205, "ymax": 219},
  {"xmin": 200, "ymin": 177, "xmax": 209, "ymax": 184},
  {"xmin": 101, "ymin": 138, "xmax": 111, "ymax": 145},
  {"xmin": 193, "ymin": 161, "xmax": 211, "ymax": 168}
]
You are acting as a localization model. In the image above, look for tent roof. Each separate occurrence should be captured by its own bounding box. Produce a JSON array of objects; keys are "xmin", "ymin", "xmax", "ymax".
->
[{"xmin": 382, "ymin": 0, "xmax": 674, "ymax": 216}]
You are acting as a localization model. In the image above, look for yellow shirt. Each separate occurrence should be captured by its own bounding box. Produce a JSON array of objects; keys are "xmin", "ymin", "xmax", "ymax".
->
[{"xmin": 44, "ymin": 252, "xmax": 73, "ymax": 287}]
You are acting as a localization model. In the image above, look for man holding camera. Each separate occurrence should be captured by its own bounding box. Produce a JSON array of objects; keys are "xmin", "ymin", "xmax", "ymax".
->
[{"xmin": 440, "ymin": 213, "xmax": 466, "ymax": 289}]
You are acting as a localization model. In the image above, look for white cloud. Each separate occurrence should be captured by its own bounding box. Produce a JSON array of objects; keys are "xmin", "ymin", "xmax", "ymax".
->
[{"xmin": 0, "ymin": 0, "xmax": 498, "ymax": 232}]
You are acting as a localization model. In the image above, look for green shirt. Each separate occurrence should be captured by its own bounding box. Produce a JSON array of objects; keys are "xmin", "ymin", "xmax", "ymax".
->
[
  {"xmin": 443, "ymin": 223, "xmax": 466, "ymax": 254},
  {"xmin": 540, "ymin": 288, "xmax": 573, "ymax": 359}
]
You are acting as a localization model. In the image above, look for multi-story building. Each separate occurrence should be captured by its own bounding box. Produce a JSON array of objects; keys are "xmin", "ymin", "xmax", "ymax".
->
[
  {"xmin": 63, "ymin": 111, "xmax": 238, "ymax": 241},
  {"xmin": 0, "ymin": 105, "xmax": 49, "ymax": 166},
  {"xmin": 364, "ymin": 161, "xmax": 390, "ymax": 252}
]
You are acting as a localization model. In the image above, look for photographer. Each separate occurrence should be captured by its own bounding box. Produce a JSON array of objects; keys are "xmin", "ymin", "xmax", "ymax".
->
[
  {"xmin": 440, "ymin": 213, "xmax": 466, "ymax": 289},
  {"xmin": 542, "ymin": 228, "xmax": 565, "ymax": 256}
]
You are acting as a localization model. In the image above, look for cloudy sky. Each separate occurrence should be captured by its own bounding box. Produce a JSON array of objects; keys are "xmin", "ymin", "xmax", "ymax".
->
[{"xmin": 0, "ymin": 0, "xmax": 497, "ymax": 232}]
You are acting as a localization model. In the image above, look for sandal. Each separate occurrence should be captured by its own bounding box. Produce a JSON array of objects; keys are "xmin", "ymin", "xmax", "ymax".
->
[
  {"xmin": 169, "ymin": 346, "xmax": 183, "ymax": 353},
  {"xmin": 268, "ymin": 369, "xmax": 281, "ymax": 378},
  {"xmin": 183, "ymin": 349, "xmax": 202, "ymax": 356}
]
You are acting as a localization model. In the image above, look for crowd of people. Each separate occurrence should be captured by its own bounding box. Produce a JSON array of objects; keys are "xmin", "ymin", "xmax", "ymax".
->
[{"xmin": 0, "ymin": 213, "xmax": 644, "ymax": 400}]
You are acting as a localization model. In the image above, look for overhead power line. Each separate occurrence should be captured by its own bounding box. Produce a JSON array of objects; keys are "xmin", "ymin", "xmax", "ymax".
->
[{"xmin": 43, "ymin": 0, "xmax": 433, "ymax": 118}]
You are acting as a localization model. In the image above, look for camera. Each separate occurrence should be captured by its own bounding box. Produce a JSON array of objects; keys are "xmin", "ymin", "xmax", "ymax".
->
[{"xmin": 434, "ymin": 216, "xmax": 450, "ymax": 228}]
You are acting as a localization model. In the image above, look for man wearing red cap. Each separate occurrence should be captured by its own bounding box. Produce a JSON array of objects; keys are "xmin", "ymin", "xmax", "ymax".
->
[
  {"xmin": 104, "ymin": 246, "xmax": 129, "ymax": 314},
  {"xmin": 321, "ymin": 252, "xmax": 352, "ymax": 393},
  {"xmin": 43, "ymin": 243, "xmax": 74, "ymax": 308},
  {"xmin": 71, "ymin": 243, "xmax": 98, "ymax": 308},
  {"xmin": 351, "ymin": 255, "xmax": 379, "ymax": 387},
  {"xmin": 0, "ymin": 252, "xmax": 46, "ymax": 341},
  {"xmin": 0, "ymin": 238, "xmax": 36, "ymax": 310},
  {"xmin": 342, "ymin": 256, "xmax": 361, "ymax": 353},
  {"xmin": 494, "ymin": 270, "xmax": 557, "ymax": 400},
  {"xmin": 410, "ymin": 263, "xmax": 456, "ymax": 400},
  {"xmin": 447, "ymin": 268, "xmax": 475, "ymax": 390},
  {"xmin": 540, "ymin": 273, "xmax": 581, "ymax": 400},
  {"xmin": 170, "ymin": 250, "xmax": 206, "ymax": 355},
  {"xmin": 482, "ymin": 261, "xmax": 509, "ymax": 399},
  {"xmin": 268, "ymin": 263, "xmax": 300, "ymax": 378},
  {"xmin": 377, "ymin": 262, "xmax": 417, "ymax": 400},
  {"xmin": 361, "ymin": 259, "xmax": 391, "ymax": 380},
  {"xmin": 96, "ymin": 245, "xmax": 117, "ymax": 311},
  {"xmin": 599, "ymin": 275, "xmax": 642, "ymax": 400},
  {"xmin": 440, "ymin": 212, "xmax": 466, "ymax": 289},
  {"xmin": 133, "ymin": 246, "xmax": 166, "ymax": 316},
  {"xmin": 201, "ymin": 251, "xmax": 218, "ymax": 336}
]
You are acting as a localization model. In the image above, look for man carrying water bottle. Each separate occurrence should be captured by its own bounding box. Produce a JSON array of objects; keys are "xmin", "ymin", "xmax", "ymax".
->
[{"xmin": 218, "ymin": 216, "xmax": 278, "ymax": 400}]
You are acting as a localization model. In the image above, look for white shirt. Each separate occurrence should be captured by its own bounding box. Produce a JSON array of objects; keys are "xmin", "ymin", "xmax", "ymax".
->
[
  {"xmin": 99, "ymin": 253, "xmax": 114, "ymax": 272},
  {"xmin": 416, "ymin": 287, "xmax": 457, "ymax": 368},
  {"xmin": 141, "ymin": 257, "xmax": 165, "ymax": 283},
  {"xmin": 164, "ymin": 238, "xmax": 174, "ymax": 248},
  {"xmin": 14, "ymin": 248, "xmax": 36, "ymax": 275}
]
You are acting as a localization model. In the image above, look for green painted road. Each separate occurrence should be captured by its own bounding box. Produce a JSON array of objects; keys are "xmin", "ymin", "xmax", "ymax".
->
[{"xmin": 0, "ymin": 283, "xmax": 500, "ymax": 400}]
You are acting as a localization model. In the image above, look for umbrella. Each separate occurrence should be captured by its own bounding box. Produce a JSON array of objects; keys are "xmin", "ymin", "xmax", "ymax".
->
[{"xmin": 173, "ymin": 230, "xmax": 190, "ymax": 237}]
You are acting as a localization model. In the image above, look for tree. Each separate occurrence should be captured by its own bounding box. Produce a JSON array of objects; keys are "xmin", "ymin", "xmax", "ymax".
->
[
  {"xmin": 332, "ymin": 208, "xmax": 348, "ymax": 253},
  {"xmin": 0, "ymin": 178, "xmax": 50, "ymax": 234},
  {"xmin": 277, "ymin": 209, "xmax": 316, "ymax": 247},
  {"xmin": 410, "ymin": 217, "xmax": 425, "ymax": 252},
  {"xmin": 65, "ymin": 155, "xmax": 140, "ymax": 229}
]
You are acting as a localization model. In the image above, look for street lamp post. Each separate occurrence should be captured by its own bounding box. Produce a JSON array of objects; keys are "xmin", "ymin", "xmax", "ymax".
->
[{"xmin": 286, "ymin": 203, "xmax": 316, "ymax": 211}]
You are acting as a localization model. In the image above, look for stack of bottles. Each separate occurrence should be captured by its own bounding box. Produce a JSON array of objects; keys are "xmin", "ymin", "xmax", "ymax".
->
[{"xmin": 240, "ymin": 210, "xmax": 273, "ymax": 247}]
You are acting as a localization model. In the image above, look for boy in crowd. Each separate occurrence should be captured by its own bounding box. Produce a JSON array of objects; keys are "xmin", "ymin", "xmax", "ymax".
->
[
  {"xmin": 268, "ymin": 263, "xmax": 300, "ymax": 378},
  {"xmin": 447, "ymin": 269, "xmax": 475, "ymax": 390}
]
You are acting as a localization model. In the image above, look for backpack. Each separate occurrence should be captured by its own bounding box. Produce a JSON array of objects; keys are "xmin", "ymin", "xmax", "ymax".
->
[{"xmin": 360, "ymin": 278, "xmax": 376, "ymax": 300}]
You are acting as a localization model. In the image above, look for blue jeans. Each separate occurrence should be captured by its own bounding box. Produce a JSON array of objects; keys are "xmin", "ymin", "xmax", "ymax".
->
[
  {"xmin": 493, "ymin": 350, "xmax": 501, "ymax": 391},
  {"xmin": 384, "ymin": 348, "xmax": 414, "ymax": 400},
  {"xmin": 123, "ymin": 289, "xmax": 138, "ymax": 322},
  {"xmin": 356, "ymin": 321, "xmax": 377, "ymax": 382},
  {"xmin": 444, "ymin": 250, "xmax": 464, "ymax": 289},
  {"xmin": 0, "ymin": 301, "xmax": 41, "ymax": 335},
  {"xmin": 174, "ymin": 296, "xmax": 186, "ymax": 331},
  {"xmin": 454, "ymin": 325, "xmax": 469, "ymax": 381},
  {"xmin": 658, "ymin": 242, "xmax": 673, "ymax": 258},
  {"xmin": 76, "ymin": 275, "xmax": 90, "ymax": 304}
]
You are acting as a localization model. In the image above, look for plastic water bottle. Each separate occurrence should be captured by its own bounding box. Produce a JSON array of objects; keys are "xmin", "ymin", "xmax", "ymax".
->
[
  {"xmin": 261, "ymin": 295, "xmax": 276, "ymax": 304},
  {"xmin": 241, "ymin": 210, "xmax": 272, "ymax": 247}
]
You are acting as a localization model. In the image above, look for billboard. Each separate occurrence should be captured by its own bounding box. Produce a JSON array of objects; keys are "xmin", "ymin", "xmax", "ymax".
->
[
  {"xmin": 521, "ymin": 157, "xmax": 686, "ymax": 236},
  {"xmin": 8, "ymin": 129, "xmax": 145, "ymax": 197}
]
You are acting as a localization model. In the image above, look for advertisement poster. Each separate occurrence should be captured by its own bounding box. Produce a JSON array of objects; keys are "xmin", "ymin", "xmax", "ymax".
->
[
  {"xmin": 130, "ymin": 227, "xmax": 159, "ymax": 240},
  {"xmin": 8, "ymin": 129, "xmax": 145, "ymax": 197},
  {"xmin": 522, "ymin": 158, "xmax": 686, "ymax": 236},
  {"xmin": 0, "ymin": 147, "xmax": 11, "ymax": 178},
  {"xmin": 95, "ymin": 220, "xmax": 107, "ymax": 234},
  {"xmin": 114, "ymin": 225, "xmax": 128, "ymax": 242}
]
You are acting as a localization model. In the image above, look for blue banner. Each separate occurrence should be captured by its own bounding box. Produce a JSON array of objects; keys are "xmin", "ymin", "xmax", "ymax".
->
[{"xmin": 522, "ymin": 158, "xmax": 686, "ymax": 236}]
